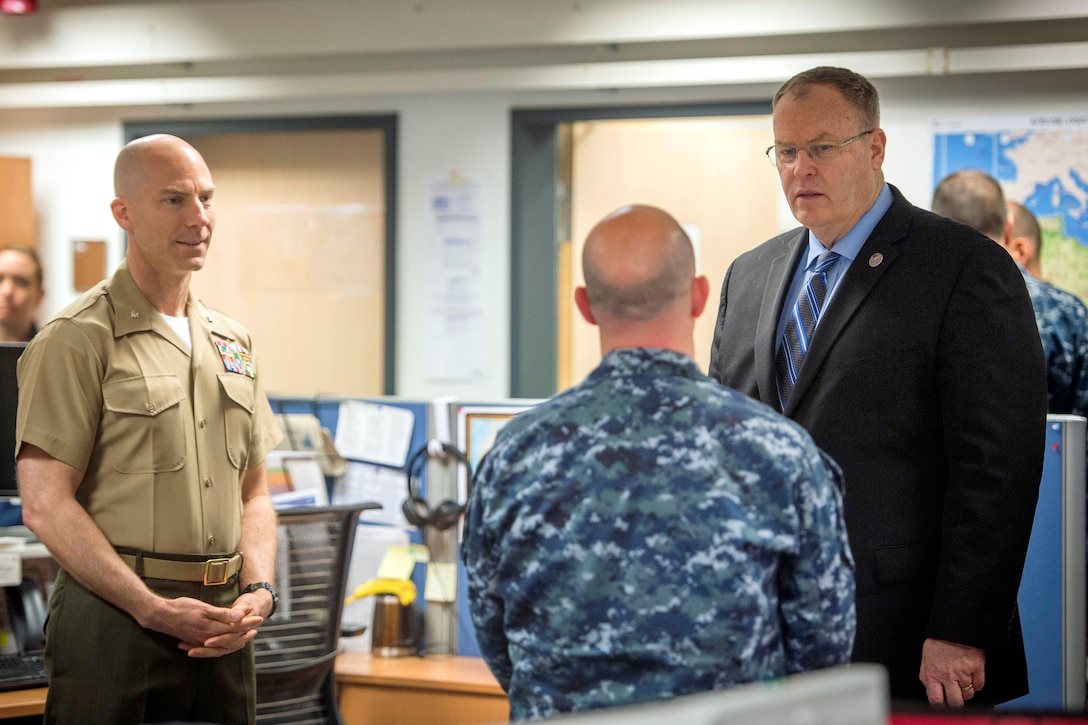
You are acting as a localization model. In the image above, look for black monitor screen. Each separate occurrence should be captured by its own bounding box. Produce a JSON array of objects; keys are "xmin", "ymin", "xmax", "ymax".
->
[{"xmin": 0, "ymin": 342, "xmax": 26, "ymax": 499}]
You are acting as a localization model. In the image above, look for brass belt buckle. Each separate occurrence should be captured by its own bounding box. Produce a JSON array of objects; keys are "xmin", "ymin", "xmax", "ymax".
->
[{"xmin": 203, "ymin": 557, "xmax": 232, "ymax": 586}]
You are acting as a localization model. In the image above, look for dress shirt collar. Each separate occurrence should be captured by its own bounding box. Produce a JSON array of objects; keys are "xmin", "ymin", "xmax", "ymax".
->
[{"xmin": 805, "ymin": 183, "xmax": 893, "ymax": 266}]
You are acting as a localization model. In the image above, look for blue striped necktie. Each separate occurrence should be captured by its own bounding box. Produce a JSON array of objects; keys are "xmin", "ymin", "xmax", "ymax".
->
[{"xmin": 776, "ymin": 251, "xmax": 839, "ymax": 409}]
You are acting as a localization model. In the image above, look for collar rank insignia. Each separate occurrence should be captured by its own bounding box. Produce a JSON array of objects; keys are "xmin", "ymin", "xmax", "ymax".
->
[{"xmin": 214, "ymin": 339, "xmax": 256, "ymax": 378}]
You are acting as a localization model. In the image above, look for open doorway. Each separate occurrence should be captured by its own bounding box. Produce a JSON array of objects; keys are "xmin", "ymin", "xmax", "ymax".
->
[{"xmin": 511, "ymin": 102, "xmax": 781, "ymax": 397}]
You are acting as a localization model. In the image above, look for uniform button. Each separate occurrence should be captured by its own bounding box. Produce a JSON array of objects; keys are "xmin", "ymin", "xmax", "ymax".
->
[
  {"xmin": 249, "ymin": 402, "xmax": 255, "ymax": 412},
  {"xmin": 199, "ymin": 419, "xmax": 207, "ymax": 428},
  {"xmin": 203, "ymin": 476, "xmax": 212, "ymax": 488},
  {"xmin": 208, "ymin": 535, "xmax": 215, "ymax": 546},
  {"xmin": 147, "ymin": 402, "xmax": 156, "ymax": 413}
]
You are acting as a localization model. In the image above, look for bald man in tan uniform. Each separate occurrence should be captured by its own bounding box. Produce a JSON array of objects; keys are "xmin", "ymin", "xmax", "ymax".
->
[{"xmin": 15, "ymin": 134, "xmax": 282, "ymax": 724}]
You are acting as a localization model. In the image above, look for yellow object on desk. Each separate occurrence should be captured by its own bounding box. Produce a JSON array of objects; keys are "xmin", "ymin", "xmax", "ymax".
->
[{"xmin": 345, "ymin": 577, "xmax": 417, "ymax": 606}]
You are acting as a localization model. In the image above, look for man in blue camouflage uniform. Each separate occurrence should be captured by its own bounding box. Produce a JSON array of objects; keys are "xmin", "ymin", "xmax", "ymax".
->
[
  {"xmin": 1007, "ymin": 200, "xmax": 1088, "ymax": 418},
  {"xmin": 933, "ymin": 171, "xmax": 1088, "ymax": 419},
  {"xmin": 461, "ymin": 204, "xmax": 856, "ymax": 722}
]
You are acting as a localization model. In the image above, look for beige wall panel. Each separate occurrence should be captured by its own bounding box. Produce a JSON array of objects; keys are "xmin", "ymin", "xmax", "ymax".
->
[
  {"xmin": 0, "ymin": 157, "xmax": 34, "ymax": 247},
  {"xmin": 568, "ymin": 118, "xmax": 780, "ymax": 387},
  {"xmin": 187, "ymin": 130, "xmax": 385, "ymax": 397}
]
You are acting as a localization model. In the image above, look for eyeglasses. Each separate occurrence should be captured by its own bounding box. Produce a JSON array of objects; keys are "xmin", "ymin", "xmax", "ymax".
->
[{"xmin": 765, "ymin": 130, "xmax": 874, "ymax": 168}]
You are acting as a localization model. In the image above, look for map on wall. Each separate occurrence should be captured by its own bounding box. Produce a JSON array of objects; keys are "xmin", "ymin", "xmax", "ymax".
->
[{"xmin": 933, "ymin": 114, "xmax": 1088, "ymax": 303}]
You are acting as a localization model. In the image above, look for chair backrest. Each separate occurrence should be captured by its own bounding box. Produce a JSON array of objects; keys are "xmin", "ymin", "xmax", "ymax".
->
[
  {"xmin": 253, "ymin": 503, "xmax": 380, "ymax": 725},
  {"xmin": 255, "ymin": 503, "xmax": 379, "ymax": 668}
]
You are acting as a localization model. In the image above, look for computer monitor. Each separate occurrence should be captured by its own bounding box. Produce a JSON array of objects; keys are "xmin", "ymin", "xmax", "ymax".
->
[
  {"xmin": 0, "ymin": 342, "xmax": 27, "ymax": 501},
  {"xmin": 454, "ymin": 400, "xmax": 543, "ymax": 475}
]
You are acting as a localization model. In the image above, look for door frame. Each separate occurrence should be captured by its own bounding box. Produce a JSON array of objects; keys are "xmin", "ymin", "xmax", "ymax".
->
[{"xmin": 509, "ymin": 101, "xmax": 771, "ymax": 398}]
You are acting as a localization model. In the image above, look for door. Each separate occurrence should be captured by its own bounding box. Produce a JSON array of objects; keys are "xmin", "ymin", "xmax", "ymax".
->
[
  {"xmin": 187, "ymin": 128, "xmax": 387, "ymax": 397},
  {"xmin": 563, "ymin": 116, "xmax": 781, "ymax": 388}
]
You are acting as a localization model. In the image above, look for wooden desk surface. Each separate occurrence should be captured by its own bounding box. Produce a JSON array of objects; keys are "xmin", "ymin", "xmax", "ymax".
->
[
  {"xmin": 0, "ymin": 654, "xmax": 506, "ymax": 720},
  {"xmin": 0, "ymin": 686, "xmax": 45, "ymax": 718},
  {"xmin": 335, "ymin": 651, "xmax": 504, "ymax": 695},
  {"xmin": 335, "ymin": 652, "xmax": 508, "ymax": 725}
]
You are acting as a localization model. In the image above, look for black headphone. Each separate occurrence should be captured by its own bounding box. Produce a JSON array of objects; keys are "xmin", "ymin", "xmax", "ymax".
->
[{"xmin": 402, "ymin": 440, "xmax": 472, "ymax": 531}]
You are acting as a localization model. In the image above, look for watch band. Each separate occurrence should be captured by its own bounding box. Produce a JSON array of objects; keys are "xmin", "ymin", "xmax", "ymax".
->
[{"xmin": 242, "ymin": 581, "xmax": 278, "ymax": 617}]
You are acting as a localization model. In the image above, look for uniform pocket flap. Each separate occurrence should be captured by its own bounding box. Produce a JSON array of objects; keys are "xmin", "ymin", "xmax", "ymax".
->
[
  {"xmin": 103, "ymin": 375, "xmax": 185, "ymax": 416},
  {"xmin": 218, "ymin": 373, "xmax": 255, "ymax": 413}
]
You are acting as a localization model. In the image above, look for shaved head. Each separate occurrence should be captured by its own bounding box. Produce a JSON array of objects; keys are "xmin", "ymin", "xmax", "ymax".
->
[
  {"xmin": 582, "ymin": 205, "xmax": 695, "ymax": 322},
  {"xmin": 114, "ymin": 134, "xmax": 209, "ymax": 199}
]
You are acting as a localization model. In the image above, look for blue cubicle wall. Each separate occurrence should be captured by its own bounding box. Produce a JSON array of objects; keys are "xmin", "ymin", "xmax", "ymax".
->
[
  {"xmin": 267, "ymin": 394, "xmax": 429, "ymax": 513},
  {"xmin": 268, "ymin": 395, "xmax": 483, "ymax": 657},
  {"xmin": 1003, "ymin": 414, "xmax": 1086, "ymax": 712},
  {"xmin": 267, "ymin": 395, "xmax": 433, "ymax": 632}
]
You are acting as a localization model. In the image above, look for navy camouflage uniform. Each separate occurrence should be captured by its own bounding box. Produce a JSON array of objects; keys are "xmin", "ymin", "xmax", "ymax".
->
[
  {"xmin": 461, "ymin": 348, "xmax": 856, "ymax": 722},
  {"xmin": 1022, "ymin": 268, "xmax": 1088, "ymax": 418}
]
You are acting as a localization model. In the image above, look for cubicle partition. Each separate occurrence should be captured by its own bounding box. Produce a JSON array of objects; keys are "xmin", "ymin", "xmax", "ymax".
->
[
  {"xmin": 266, "ymin": 395, "xmax": 507, "ymax": 659},
  {"xmin": 1003, "ymin": 414, "xmax": 1086, "ymax": 712},
  {"xmin": 267, "ymin": 395, "xmax": 433, "ymax": 652}
]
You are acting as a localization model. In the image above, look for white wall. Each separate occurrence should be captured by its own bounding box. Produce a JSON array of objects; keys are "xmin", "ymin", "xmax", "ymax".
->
[
  {"xmin": 0, "ymin": 118, "xmax": 122, "ymax": 319},
  {"xmin": 1, "ymin": 72, "xmax": 1086, "ymax": 399}
]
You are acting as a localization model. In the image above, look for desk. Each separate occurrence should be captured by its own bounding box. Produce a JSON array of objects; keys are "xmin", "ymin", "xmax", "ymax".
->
[
  {"xmin": 336, "ymin": 652, "xmax": 508, "ymax": 725},
  {"xmin": 0, "ymin": 653, "xmax": 509, "ymax": 723},
  {"xmin": 0, "ymin": 687, "xmax": 44, "ymax": 718}
]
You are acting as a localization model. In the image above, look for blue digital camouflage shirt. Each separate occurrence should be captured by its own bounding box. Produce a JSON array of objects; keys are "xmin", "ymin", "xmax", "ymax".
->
[
  {"xmin": 461, "ymin": 348, "xmax": 856, "ymax": 722},
  {"xmin": 1022, "ymin": 268, "xmax": 1088, "ymax": 417}
]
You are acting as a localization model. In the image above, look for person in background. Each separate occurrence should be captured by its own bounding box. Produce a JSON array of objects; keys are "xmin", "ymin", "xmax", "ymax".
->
[
  {"xmin": 0, "ymin": 244, "xmax": 45, "ymax": 527},
  {"xmin": 15, "ymin": 134, "xmax": 283, "ymax": 724},
  {"xmin": 1007, "ymin": 200, "xmax": 1044, "ymax": 280},
  {"xmin": 708, "ymin": 66, "xmax": 1046, "ymax": 708},
  {"xmin": 932, "ymin": 169, "xmax": 1088, "ymax": 419},
  {"xmin": 463, "ymin": 203, "xmax": 855, "ymax": 722},
  {"xmin": 0, "ymin": 244, "xmax": 44, "ymax": 343}
]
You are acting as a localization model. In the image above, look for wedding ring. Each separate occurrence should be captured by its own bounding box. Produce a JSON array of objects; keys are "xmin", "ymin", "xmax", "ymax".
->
[{"xmin": 961, "ymin": 683, "xmax": 974, "ymax": 692}]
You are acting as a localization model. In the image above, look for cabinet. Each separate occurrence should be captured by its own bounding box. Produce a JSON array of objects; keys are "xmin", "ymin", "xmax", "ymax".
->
[{"xmin": 0, "ymin": 157, "xmax": 34, "ymax": 247}]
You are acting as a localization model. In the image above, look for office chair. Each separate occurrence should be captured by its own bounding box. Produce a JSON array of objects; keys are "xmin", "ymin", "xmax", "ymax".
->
[{"xmin": 254, "ymin": 502, "xmax": 381, "ymax": 725}]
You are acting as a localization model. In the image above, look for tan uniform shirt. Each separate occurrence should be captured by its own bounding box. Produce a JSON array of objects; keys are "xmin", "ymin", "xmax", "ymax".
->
[{"xmin": 16, "ymin": 261, "xmax": 282, "ymax": 555}]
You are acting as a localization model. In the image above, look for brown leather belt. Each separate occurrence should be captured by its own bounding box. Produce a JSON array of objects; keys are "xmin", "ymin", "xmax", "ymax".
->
[{"xmin": 118, "ymin": 551, "xmax": 243, "ymax": 586}]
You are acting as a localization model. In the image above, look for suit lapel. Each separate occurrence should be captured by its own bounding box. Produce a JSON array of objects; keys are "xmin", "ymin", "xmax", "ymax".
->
[
  {"xmin": 783, "ymin": 187, "xmax": 913, "ymax": 415},
  {"xmin": 756, "ymin": 230, "xmax": 807, "ymax": 408}
]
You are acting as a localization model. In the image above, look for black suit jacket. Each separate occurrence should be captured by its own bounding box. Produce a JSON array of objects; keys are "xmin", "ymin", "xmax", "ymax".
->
[{"xmin": 709, "ymin": 185, "xmax": 1047, "ymax": 703}]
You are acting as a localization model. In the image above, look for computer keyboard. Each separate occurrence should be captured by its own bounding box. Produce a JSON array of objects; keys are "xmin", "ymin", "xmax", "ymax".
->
[
  {"xmin": 0, "ymin": 652, "xmax": 46, "ymax": 691},
  {"xmin": 0, "ymin": 525, "xmax": 38, "ymax": 544}
]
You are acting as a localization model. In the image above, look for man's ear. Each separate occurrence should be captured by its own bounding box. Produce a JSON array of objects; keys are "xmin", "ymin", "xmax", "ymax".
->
[
  {"xmin": 691, "ymin": 275, "xmax": 710, "ymax": 319},
  {"xmin": 1007, "ymin": 236, "xmax": 1032, "ymax": 267},
  {"xmin": 110, "ymin": 198, "xmax": 132, "ymax": 233},
  {"xmin": 574, "ymin": 286, "xmax": 597, "ymax": 326}
]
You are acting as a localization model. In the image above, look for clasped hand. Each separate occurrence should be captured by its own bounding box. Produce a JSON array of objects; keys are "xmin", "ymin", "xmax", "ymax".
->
[{"xmin": 153, "ymin": 594, "xmax": 266, "ymax": 658}]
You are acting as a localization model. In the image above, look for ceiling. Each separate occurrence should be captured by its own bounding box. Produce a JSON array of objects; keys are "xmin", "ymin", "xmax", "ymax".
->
[{"xmin": 0, "ymin": 0, "xmax": 1085, "ymax": 110}]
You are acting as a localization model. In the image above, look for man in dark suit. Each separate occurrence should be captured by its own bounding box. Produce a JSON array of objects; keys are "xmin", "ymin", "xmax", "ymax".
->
[{"xmin": 708, "ymin": 66, "xmax": 1047, "ymax": 708}]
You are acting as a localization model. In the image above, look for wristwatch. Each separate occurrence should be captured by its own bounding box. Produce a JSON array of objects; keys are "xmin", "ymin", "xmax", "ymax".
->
[{"xmin": 242, "ymin": 581, "xmax": 279, "ymax": 617}]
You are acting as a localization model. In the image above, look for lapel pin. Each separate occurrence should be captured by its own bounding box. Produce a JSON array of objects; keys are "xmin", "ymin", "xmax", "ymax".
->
[
  {"xmin": 869, "ymin": 253, "xmax": 883, "ymax": 268},
  {"xmin": 130, "ymin": 311, "xmax": 140, "ymax": 319}
]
